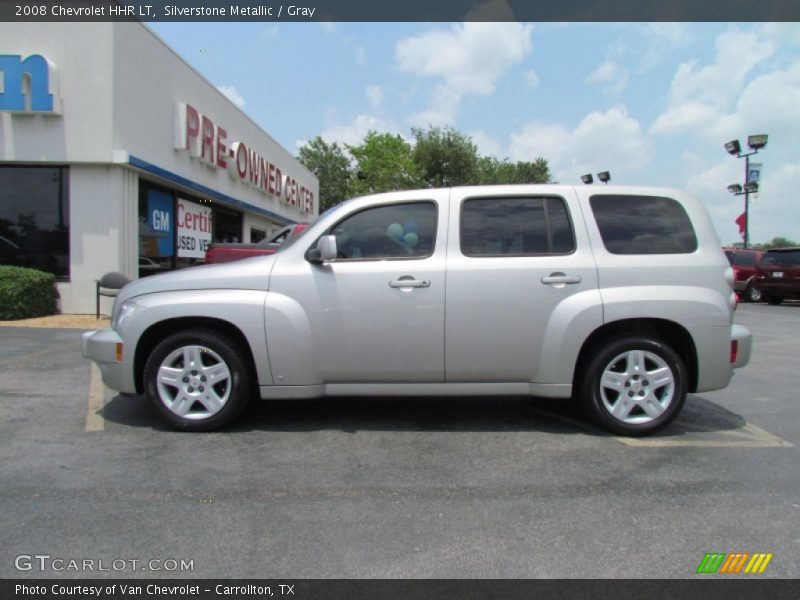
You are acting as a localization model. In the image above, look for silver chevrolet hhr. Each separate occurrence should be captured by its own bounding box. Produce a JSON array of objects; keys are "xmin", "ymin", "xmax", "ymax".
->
[{"xmin": 83, "ymin": 185, "xmax": 751, "ymax": 436}]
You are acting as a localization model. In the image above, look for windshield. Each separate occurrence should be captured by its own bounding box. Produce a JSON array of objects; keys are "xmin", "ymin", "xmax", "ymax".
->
[{"xmin": 276, "ymin": 197, "xmax": 360, "ymax": 253}]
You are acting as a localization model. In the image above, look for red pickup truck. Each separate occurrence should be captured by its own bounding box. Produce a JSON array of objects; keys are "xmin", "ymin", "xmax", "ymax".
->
[{"xmin": 204, "ymin": 223, "xmax": 308, "ymax": 264}]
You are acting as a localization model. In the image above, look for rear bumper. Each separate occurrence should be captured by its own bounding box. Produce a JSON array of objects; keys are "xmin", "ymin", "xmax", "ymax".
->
[
  {"xmin": 82, "ymin": 328, "xmax": 137, "ymax": 394},
  {"xmin": 731, "ymin": 324, "xmax": 752, "ymax": 369}
]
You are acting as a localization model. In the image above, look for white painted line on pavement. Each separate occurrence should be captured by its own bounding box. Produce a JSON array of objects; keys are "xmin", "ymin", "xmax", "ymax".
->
[{"xmin": 85, "ymin": 363, "xmax": 106, "ymax": 432}]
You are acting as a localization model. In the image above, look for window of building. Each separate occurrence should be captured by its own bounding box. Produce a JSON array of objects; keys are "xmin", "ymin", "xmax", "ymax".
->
[
  {"xmin": 461, "ymin": 196, "xmax": 574, "ymax": 257},
  {"xmin": 138, "ymin": 179, "xmax": 244, "ymax": 276},
  {"xmin": 330, "ymin": 202, "xmax": 436, "ymax": 260},
  {"xmin": 0, "ymin": 166, "xmax": 70, "ymax": 279},
  {"xmin": 213, "ymin": 205, "xmax": 242, "ymax": 244},
  {"xmin": 590, "ymin": 195, "xmax": 697, "ymax": 255},
  {"xmin": 138, "ymin": 181, "xmax": 175, "ymax": 277},
  {"xmin": 250, "ymin": 228, "xmax": 267, "ymax": 243}
]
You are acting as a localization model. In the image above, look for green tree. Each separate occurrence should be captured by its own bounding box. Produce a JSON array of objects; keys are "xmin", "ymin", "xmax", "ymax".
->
[
  {"xmin": 346, "ymin": 132, "xmax": 423, "ymax": 196},
  {"xmin": 758, "ymin": 236, "xmax": 796, "ymax": 250},
  {"xmin": 476, "ymin": 156, "xmax": 551, "ymax": 184},
  {"xmin": 297, "ymin": 136, "xmax": 352, "ymax": 212},
  {"xmin": 411, "ymin": 126, "xmax": 479, "ymax": 187}
]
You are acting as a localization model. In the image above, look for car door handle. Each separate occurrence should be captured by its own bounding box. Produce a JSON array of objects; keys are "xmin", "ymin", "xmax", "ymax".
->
[
  {"xmin": 541, "ymin": 274, "xmax": 582, "ymax": 285},
  {"xmin": 389, "ymin": 279, "xmax": 430, "ymax": 288}
]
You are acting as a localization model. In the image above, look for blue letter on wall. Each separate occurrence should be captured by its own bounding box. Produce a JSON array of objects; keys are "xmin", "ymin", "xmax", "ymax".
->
[{"xmin": 0, "ymin": 54, "xmax": 59, "ymax": 113}]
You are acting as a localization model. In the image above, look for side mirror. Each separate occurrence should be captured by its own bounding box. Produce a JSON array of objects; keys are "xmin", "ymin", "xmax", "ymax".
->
[{"xmin": 307, "ymin": 235, "xmax": 337, "ymax": 263}]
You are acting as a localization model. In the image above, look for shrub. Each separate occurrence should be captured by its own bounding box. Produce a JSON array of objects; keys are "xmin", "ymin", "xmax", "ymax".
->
[{"xmin": 0, "ymin": 265, "xmax": 57, "ymax": 320}]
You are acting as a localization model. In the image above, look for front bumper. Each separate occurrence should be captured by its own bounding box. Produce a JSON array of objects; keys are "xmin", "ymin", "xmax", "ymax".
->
[
  {"xmin": 731, "ymin": 324, "xmax": 752, "ymax": 369},
  {"xmin": 82, "ymin": 328, "xmax": 137, "ymax": 393}
]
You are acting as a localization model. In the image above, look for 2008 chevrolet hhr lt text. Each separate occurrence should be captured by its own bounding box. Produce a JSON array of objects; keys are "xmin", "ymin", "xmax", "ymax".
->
[{"xmin": 83, "ymin": 185, "xmax": 752, "ymax": 436}]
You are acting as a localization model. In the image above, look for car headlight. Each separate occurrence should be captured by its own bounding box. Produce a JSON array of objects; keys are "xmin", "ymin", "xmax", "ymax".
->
[{"xmin": 112, "ymin": 300, "xmax": 140, "ymax": 330}]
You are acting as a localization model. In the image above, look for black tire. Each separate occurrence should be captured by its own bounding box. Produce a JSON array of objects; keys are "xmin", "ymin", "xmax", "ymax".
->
[
  {"xmin": 765, "ymin": 295, "xmax": 783, "ymax": 305},
  {"xmin": 744, "ymin": 284, "xmax": 762, "ymax": 303},
  {"xmin": 577, "ymin": 336, "xmax": 687, "ymax": 436},
  {"xmin": 144, "ymin": 328, "xmax": 253, "ymax": 431}
]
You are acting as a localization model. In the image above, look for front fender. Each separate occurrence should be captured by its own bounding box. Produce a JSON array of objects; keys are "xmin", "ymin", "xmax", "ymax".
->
[{"xmin": 120, "ymin": 289, "xmax": 272, "ymax": 387}]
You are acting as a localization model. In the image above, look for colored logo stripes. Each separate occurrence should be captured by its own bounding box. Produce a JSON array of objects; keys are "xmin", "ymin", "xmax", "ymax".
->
[{"xmin": 696, "ymin": 552, "xmax": 773, "ymax": 574}]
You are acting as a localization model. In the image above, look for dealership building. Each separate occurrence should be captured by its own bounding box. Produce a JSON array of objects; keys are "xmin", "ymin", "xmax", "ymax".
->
[{"xmin": 0, "ymin": 22, "xmax": 319, "ymax": 314}]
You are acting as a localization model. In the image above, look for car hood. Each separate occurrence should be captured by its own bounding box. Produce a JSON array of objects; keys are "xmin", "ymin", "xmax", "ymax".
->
[{"xmin": 117, "ymin": 254, "xmax": 277, "ymax": 305}]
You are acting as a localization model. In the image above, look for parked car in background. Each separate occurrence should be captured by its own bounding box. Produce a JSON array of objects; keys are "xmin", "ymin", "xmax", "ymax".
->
[
  {"xmin": 724, "ymin": 248, "xmax": 764, "ymax": 302},
  {"xmin": 754, "ymin": 247, "xmax": 800, "ymax": 305},
  {"xmin": 204, "ymin": 223, "xmax": 308, "ymax": 264},
  {"xmin": 83, "ymin": 185, "xmax": 751, "ymax": 436},
  {"xmin": 138, "ymin": 257, "xmax": 162, "ymax": 274}
]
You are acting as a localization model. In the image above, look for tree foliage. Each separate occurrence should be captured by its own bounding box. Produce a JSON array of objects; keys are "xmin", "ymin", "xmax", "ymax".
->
[
  {"xmin": 346, "ymin": 132, "xmax": 424, "ymax": 197},
  {"xmin": 296, "ymin": 126, "xmax": 553, "ymax": 211},
  {"xmin": 411, "ymin": 126, "xmax": 479, "ymax": 188},
  {"xmin": 296, "ymin": 136, "xmax": 350, "ymax": 213}
]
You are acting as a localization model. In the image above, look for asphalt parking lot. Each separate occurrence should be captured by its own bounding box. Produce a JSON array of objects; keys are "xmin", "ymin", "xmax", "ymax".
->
[{"xmin": 0, "ymin": 302, "xmax": 798, "ymax": 579}]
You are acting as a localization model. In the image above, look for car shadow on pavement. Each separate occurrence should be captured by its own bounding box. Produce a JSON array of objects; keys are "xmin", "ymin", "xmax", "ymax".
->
[{"xmin": 101, "ymin": 392, "xmax": 748, "ymax": 438}]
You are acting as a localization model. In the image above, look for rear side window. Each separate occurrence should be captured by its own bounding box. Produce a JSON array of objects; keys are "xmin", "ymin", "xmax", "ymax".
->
[
  {"xmin": 735, "ymin": 252, "xmax": 757, "ymax": 266},
  {"xmin": 590, "ymin": 195, "xmax": 697, "ymax": 255},
  {"xmin": 461, "ymin": 196, "xmax": 575, "ymax": 257},
  {"xmin": 761, "ymin": 251, "xmax": 800, "ymax": 266}
]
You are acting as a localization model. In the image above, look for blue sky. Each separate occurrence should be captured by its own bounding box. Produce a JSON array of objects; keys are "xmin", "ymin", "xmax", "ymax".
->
[{"xmin": 149, "ymin": 18, "xmax": 800, "ymax": 245}]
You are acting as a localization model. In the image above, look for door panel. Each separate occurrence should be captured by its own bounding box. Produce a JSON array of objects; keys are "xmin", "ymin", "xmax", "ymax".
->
[
  {"xmin": 445, "ymin": 188, "xmax": 600, "ymax": 382},
  {"xmin": 267, "ymin": 195, "xmax": 449, "ymax": 384}
]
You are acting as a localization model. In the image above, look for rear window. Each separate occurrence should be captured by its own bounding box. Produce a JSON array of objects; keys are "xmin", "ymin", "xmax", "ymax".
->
[
  {"xmin": 728, "ymin": 251, "xmax": 757, "ymax": 266},
  {"xmin": 761, "ymin": 250, "xmax": 800, "ymax": 266},
  {"xmin": 461, "ymin": 196, "xmax": 575, "ymax": 257},
  {"xmin": 590, "ymin": 195, "xmax": 697, "ymax": 255}
]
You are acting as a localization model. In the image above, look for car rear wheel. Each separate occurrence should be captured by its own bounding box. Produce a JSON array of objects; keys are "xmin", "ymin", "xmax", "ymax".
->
[
  {"xmin": 144, "ymin": 329, "xmax": 253, "ymax": 431},
  {"xmin": 744, "ymin": 284, "xmax": 762, "ymax": 303},
  {"xmin": 578, "ymin": 336, "xmax": 687, "ymax": 436}
]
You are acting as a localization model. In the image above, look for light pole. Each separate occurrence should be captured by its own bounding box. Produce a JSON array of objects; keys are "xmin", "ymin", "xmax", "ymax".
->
[{"xmin": 725, "ymin": 134, "xmax": 767, "ymax": 249}]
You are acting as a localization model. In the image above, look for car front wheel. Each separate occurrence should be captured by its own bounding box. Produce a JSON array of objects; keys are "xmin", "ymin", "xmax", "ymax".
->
[
  {"xmin": 144, "ymin": 329, "xmax": 253, "ymax": 431},
  {"xmin": 578, "ymin": 336, "xmax": 687, "ymax": 436}
]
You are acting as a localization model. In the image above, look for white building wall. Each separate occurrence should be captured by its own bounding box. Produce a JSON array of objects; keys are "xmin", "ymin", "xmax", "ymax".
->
[
  {"xmin": 0, "ymin": 22, "xmax": 115, "ymax": 163},
  {"xmin": 63, "ymin": 165, "xmax": 135, "ymax": 314},
  {"xmin": 111, "ymin": 23, "xmax": 318, "ymax": 225},
  {"xmin": 1, "ymin": 21, "xmax": 319, "ymax": 314}
]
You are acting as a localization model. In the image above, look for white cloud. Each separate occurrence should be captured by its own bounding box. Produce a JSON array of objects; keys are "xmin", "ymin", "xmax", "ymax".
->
[
  {"xmin": 319, "ymin": 114, "xmax": 398, "ymax": 147},
  {"xmin": 396, "ymin": 21, "xmax": 533, "ymax": 125},
  {"xmin": 509, "ymin": 106, "xmax": 648, "ymax": 181},
  {"xmin": 651, "ymin": 27, "xmax": 781, "ymax": 138},
  {"xmin": 216, "ymin": 85, "xmax": 245, "ymax": 109},
  {"xmin": 637, "ymin": 23, "xmax": 693, "ymax": 72},
  {"xmin": 262, "ymin": 25, "xmax": 279, "ymax": 39},
  {"xmin": 524, "ymin": 69, "xmax": 540, "ymax": 88},
  {"xmin": 320, "ymin": 22, "xmax": 336, "ymax": 34},
  {"xmin": 366, "ymin": 84, "xmax": 383, "ymax": 110},
  {"xmin": 587, "ymin": 59, "xmax": 629, "ymax": 96},
  {"xmin": 469, "ymin": 129, "xmax": 504, "ymax": 158},
  {"xmin": 406, "ymin": 85, "xmax": 461, "ymax": 128}
]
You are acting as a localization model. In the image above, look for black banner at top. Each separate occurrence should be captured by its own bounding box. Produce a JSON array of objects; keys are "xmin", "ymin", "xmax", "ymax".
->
[{"xmin": 2, "ymin": 0, "xmax": 800, "ymax": 22}]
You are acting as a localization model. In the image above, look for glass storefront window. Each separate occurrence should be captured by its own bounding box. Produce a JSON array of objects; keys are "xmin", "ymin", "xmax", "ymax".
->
[
  {"xmin": 138, "ymin": 178, "xmax": 242, "ymax": 277},
  {"xmin": 0, "ymin": 166, "xmax": 70, "ymax": 280}
]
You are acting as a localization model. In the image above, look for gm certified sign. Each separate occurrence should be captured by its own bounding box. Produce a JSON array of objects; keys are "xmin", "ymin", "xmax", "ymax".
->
[{"xmin": 0, "ymin": 54, "xmax": 62, "ymax": 114}]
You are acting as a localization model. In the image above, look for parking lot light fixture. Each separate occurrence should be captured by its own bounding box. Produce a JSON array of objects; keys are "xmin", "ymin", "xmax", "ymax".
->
[
  {"xmin": 747, "ymin": 134, "xmax": 768, "ymax": 150},
  {"xmin": 597, "ymin": 171, "xmax": 611, "ymax": 184},
  {"xmin": 581, "ymin": 174, "xmax": 593, "ymax": 184},
  {"xmin": 724, "ymin": 133, "xmax": 768, "ymax": 249},
  {"xmin": 725, "ymin": 139, "xmax": 741, "ymax": 155}
]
